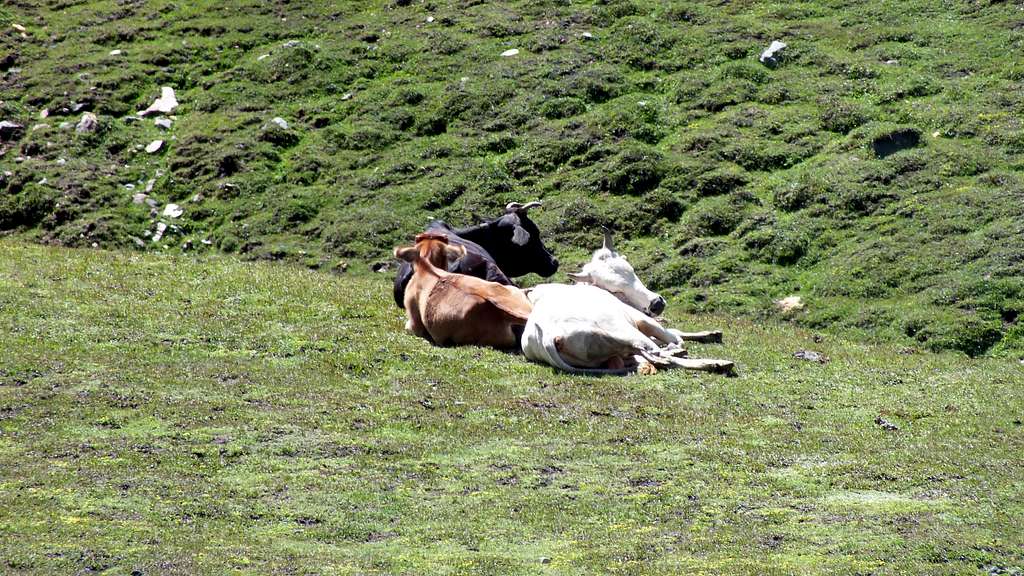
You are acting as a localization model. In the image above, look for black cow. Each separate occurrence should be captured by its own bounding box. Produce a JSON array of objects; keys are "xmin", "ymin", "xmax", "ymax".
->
[{"xmin": 393, "ymin": 202, "xmax": 559, "ymax": 308}]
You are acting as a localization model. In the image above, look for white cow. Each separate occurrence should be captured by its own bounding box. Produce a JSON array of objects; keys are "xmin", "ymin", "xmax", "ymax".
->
[{"xmin": 521, "ymin": 230, "xmax": 733, "ymax": 375}]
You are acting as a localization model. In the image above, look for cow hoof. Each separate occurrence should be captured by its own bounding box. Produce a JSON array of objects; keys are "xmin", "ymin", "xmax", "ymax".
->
[{"xmin": 638, "ymin": 361, "xmax": 658, "ymax": 376}]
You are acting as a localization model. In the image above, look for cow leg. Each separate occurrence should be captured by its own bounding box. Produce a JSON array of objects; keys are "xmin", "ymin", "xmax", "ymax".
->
[{"xmin": 628, "ymin": 309, "xmax": 683, "ymax": 347}]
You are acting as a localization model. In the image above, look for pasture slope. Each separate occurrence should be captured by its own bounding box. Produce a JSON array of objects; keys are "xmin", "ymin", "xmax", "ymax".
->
[
  {"xmin": 2, "ymin": 0, "xmax": 1024, "ymax": 355},
  {"xmin": 1, "ymin": 241, "xmax": 1022, "ymax": 574}
]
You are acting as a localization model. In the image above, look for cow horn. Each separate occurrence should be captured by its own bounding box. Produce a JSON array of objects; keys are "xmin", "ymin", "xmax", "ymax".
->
[
  {"xmin": 601, "ymin": 226, "xmax": 615, "ymax": 251},
  {"xmin": 505, "ymin": 201, "xmax": 543, "ymax": 213}
]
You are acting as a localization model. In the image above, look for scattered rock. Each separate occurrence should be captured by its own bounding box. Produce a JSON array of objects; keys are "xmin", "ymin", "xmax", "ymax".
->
[
  {"xmin": 181, "ymin": 240, "xmax": 193, "ymax": 250},
  {"xmin": 56, "ymin": 158, "xmax": 66, "ymax": 166},
  {"xmin": 145, "ymin": 140, "xmax": 164, "ymax": 154},
  {"xmin": 131, "ymin": 236, "xmax": 145, "ymax": 248},
  {"xmin": 874, "ymin": 416, "xmax": 899, "ymax": 431},
  {"xmin": 283, "ymin": 40, "xmax": 302, "ymax": 48},
  {"xmin": 72, "ymin": 102, "xmax": 90, "ymax": 113},
  {"xmin": 145, "ymin": 179, "xmax": 155, "ymax": 193},
  {"xmin": 75, "ymin": 112, "xmax": 98, "ymax": 133},
  {"xmin": 132, "ymin": 193, "xmax": 149, "ymax": 204},
  {"xmin": 154, "ymin": 118, "xmax": 172, "ymax": 130},
  {"xmin": 39, "ymin": 109, "xmax": 49, "ymax": 119},
  {"xmin": 162, "ymin": 203, "xmax": 183, "ymax": 218},
  {"xmin": 371, "ymin": 261, "xmax": 391, "ymax": 273},
  {"xmin": 269, "ymin": 117, "xmax": 289, "ymax": 130},
  {"xmin": 257, "ymin": 53, "xmax": 270, "ymax": 61},
  {"xmin": 500, "ymin": 48, "xmax": 520, "ymax": 57},
  {"xmin": 12, "ymin": 24, "xmax": 26, "ymax": 32},
  {"xmin": 139, "ymin": 87, "xmax": 178, "ymax": 116},
  {"xmin": 0, "ymin": 120, "xmax": 24, "ymax": 141},
  {"xmin": 580, "ymin": 31, "xmax": 594, "ymax": 40},
  {"xmin": 539, "ymin": 557, "xmax": 552, "ymax": 565},
  {"xmin": 201, "ymin": 239, "xmax": 213, "ymax": 246},
  {"xmin": 341, "ymin": 92, "xmax": 353, "ymax": 101},
  {"xmin": 794, "ymin": 349, "xmax": 828, "ymax": 364},
  {"xmin": 31, "ymin": 123, "xmax": 48, "ymax": 132},
  {"xmin": 884, "ymin": 59, "xmax": 899, "ymax": 66},
  {"xmin": 426, "ymin": 16, "xmax": 435, "ymax": 23},
  {"xmin": 152, "ymin": 222, "xmax": 167, "ymax": 243},
  {"xmin": 109, "ymin": 49, "xmax": 123, "ymax": 56},
  {"xmin": 260, "ymin": 118, "xmax": 297, "ymax": 146},
  {"xmin": 775, "ymin": 295, "xmax": 804, "ymax": 313},
  {"xmin": 759, "ymin": 40, "xmax": 787, "ymax": 68}
]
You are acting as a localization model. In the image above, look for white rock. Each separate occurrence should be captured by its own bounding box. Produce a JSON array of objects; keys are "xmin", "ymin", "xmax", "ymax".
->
[
  {"xmin": 201, "ymin": 239, "xmax": 213, "ymax": 245},
  {"xmin": 132, "ymin": 236, "xmax": 145, "ymax": 248},
  {"xmin": 39, "ymin": 109, "xmax": 49, "ymax": 119},
  {"xmin": 884, "ymin": 59, "xmax": 899, "ymax": 65},
  {"xmin": 145, "ymin": 140, "xmax": 164, "ymax": 154},
  {"xmin": 139, "ymin": 87, "xmax": 178, "ymax": 116},
  {"xmin": 12, "ymin": 24, "xmax": 26, "ymax": 32},
  {"xmin": 152, "ymin": 222, "xmax": 167, "ymax": 242},
  {"xmin": 759, "ymin": 40, "xmax": 787, "ymax": 67},
  {"xmin": 581, "ymin": 31, "xmax": 594, "ymax": 39},
  {"xmin": 270, "ymin": 117, "xmax": 289, "ymax": 129},
  {"xmin": 426, "ymin": 16, "xmax": 435, "ymax": 23},
  {"xmin": 257, "ymin": 53, "xmax": 269, "ymax": 61},
  {"xmin": 775, "ymin": 295, "xmax": 804, "ymax": 313},
  {"xmin": 56, "ymin": 158, "xmax": 66, "ymax": 166},
  {"xmin": 75, "ymin": 112, "xmax": 98, "ymax": 133},
  {"xmin": 341, "ymin": 92, "xmax": 353, "ymax": 101},
  {"xmin": 283, "ymin": 40, "xmax": 301, "ymax": 48},
  {"xmin": 109, "ymin": 49, "xmax": 122, "ymax": 56},
  {"xmin": 154, "ymin": 117, "xmax": 172, "ymax": 130},
  {"xmin": 144, "ymin": 198, "xmax": 158, "ymax": 208},
  {"xmin": 132, "ymin": 193, "xmax": 149, "ymax": 204},
  {"xmin": 145, "ymin": 178, "xmax": 155, "ymax": 193},
  {"xmin": 124, "ymin": 183, "xmax": 136, "ymax": 190},
  {"xmin": 162, "ymin": 203, "xmax": 183, "ymax": 218},
  {"xmin": 31, "ymin": 123, "xmax": 48, "ymax": 131},
  {"xmin": 38, "ymin": 177, "xmax": 47, "ymax": 185},
  {"xmin": 501, "ymin": 48, "xmax": 520, "ymax": 57}
]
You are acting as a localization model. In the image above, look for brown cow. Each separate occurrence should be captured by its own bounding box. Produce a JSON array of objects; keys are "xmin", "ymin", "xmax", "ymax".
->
[{"xmin": 394, "ymin": 233, "xmax": 533, "ymax": 348}]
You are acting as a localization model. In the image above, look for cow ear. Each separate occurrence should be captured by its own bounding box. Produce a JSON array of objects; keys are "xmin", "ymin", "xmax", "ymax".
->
[
  {"xmin": 512, "ymin": 224, "xmax": 530, "ymax": 246},
  {"xmin": 394, "ymin": 245, "xmax": 418, "ymax": 262},
  {"xmin": 444, "ymin": 243, "xmax": 466, "ymax": 263},
  {"xmin": 567, "ymin": 272, "xmax": 591, "ymax": 284}
]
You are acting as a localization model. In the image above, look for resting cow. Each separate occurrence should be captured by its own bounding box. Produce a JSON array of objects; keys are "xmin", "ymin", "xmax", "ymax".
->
[
  {"xmin": 521, "ymin": 230, "xmax": 733, "ymax": 375},
  {"xmin": 393, "ymin": 202, "xmax": 558, "ymax": 308},
  {"xmin": 394, "ymin": 233, "xmax": 533, "ymax": 349}
]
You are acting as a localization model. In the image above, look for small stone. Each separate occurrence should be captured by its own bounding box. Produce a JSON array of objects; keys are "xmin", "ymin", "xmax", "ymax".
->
[
  {"xmin": 154, "ymin": 118, "xmax": 172, "ymax": 130},
  {"xmin": 283, "ymin": 40, "xmax": 302, "ymax": 48},
  {"xmin": 341, "ymin": 92, "xmax": 353, "ymax": 101},
  {"xmin": 181, "ymin": 240, "xmax": 193, "ymax": 250},
  {"xmin": 539, "ymin": 557, "xmax": 552, "ymax": 565},
  {"xmin": 109, "ymin": 49, "xmax": 122, "ymax": 56},
  {"xmin": 37, "ymin": 177, "xmax": 47, "ymax": 185},
  {"xmin": 31, "ymin": 123, "xmax": 48, "ymax": 131},
  {"xmin": 426, "ymin": 16, "xmax": 435, "ymax": 23},
  {"xmin": 500, "ymin": 48, "xmax": 520, "ymax": 57},
  {"xmin": 874, "ymin": 416, "xmax": 899, "ymax": 431},
  {"xmin": 162, "ymin": 203, "xmax": 183, "ymax": 218},
  {"xmin": 794, "ymin": 349, "xmax": 828, "ymax": 364},
  {"xmin": 190, "ymin": 193, "xmax": 203, "ymax": 203},
  {"xmin": 932, "ymin": 130, "xmax": 941, "ymax": 138},
  {"xmin": 39, "ymin": 109, "xmax": 49, "ymax": 119},
  {"xmin": 269, "ymin": 117, "xmax": 289, "ymax": 130},
  {"xmin": 144, "ymin": 197, "xmax": 158, "ymax": 208},
  {"xmin": 884, "ymin": 59, "xmax": 899, "ymax": 65},
  {"xmin": 12, "ymin": 24, "xmax": 26, "ymax": 32},
  {"xmin": 775, "ymin": 295, "xmax": 804, "ymax": 313},
  {"xmin": 124, "ymin": 183, "xmax": 136, "ymax": 190},
  {"xmin": 580, "ymin": 31, "xmax": 594, "ymax": 39},
  {"xmin": 72, "ymin": 102, "xmax": 89, "ymax": 113},
  {"xmin": 56, "ymin": 158, "xmax": 66, "ymax": 166},
  {"xmin": 759, "ymin": 40, "xmax": 787, "ymax": 68},
  {"xmin": 138, "ymin": 87, "xmax": 178, "ymax": 116},
  {"xmin": 0, "ymin": 120, "xmax": 24, "ymax": 141},
  {"xmin": 132, "ymin": 236, "xmax": 145, "ymax": 248},
  {"xmin": 257, "ymin": 53, "xmax": 269, "ymax": 61},
  {"xmin": 91, "ymin": 242, "xmax": 99, "ymax": 249},
  {"xmin": 201, "ymin": 239, "xmax": 213, "ymax": 246},
  {"xmin": 132, "ymin": 193, "xmax": 149, "ymax": 204},
  {"xmin": 75, "ymin": 112, "xmax": 98, "ymax": 133},
  {"xmin": 152, "ymin": 222, "xmax": 168, "ymax": 242},
  {"xmin": 145, "ymin": 179, "xmax": 155, "ymax": 193},
  {"xmin": 145, "ymin": 140, "xmax": 164, "ymax": 154}
]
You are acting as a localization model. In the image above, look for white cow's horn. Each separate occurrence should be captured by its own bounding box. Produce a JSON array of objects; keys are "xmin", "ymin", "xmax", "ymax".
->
[{"xmin": 506, "ymin": 201, "xmax": 543, "ymax": 213}]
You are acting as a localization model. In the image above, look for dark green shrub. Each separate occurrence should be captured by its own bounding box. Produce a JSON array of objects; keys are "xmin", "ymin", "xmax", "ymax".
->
[
  {"xmin": 540, "ymin": 97, "xmax": 586, "ymax": 120},
  {"xmin": 696, "ymin": 165, "xmax": 748, "ymax": 196},
  {"xmin": 0, "ymin": 183, "xmax": 56, "ymax": 230}
]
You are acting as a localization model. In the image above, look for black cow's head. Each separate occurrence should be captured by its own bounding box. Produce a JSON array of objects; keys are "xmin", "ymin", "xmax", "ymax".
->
[{"xmin": 488, "ymin": 202, "xmax": 559, "ymax": 278}]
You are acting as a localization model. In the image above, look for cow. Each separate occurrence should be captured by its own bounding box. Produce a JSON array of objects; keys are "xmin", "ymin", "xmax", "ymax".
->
[
  {"xmin": 393, "ymin": 202, "xmax": 559, "ymax": 309},
  {"xmin": 394, "ymin": 233, "xmax": 533, "ymax": 349},
  {"xmin": 521, "ymin": 230, "xmax": 733, "ymax": 375}
]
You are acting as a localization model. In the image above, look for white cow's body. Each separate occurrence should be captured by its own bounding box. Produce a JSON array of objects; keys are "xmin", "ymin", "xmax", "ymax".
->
[{"xmin": 521, "ymin": 284, "xmax": 684, "ymax": 374}]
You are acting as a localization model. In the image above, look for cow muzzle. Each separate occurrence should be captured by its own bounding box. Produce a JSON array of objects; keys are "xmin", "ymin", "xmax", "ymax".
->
[{"xmin": 648, "ymin": 296, "xmax": 666, "ymax": 316}]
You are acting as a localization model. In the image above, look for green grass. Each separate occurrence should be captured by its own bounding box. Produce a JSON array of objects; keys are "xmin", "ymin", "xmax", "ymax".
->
[
  {"xmin": 3, "ymin": 0, "xmax": 1024, "ymax": 355},
  {"xmin": 1, "ymin": 241, "xmax": 1022, "ymax": 574}
]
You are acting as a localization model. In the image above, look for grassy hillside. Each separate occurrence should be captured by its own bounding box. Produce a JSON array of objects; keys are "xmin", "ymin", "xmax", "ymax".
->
[
  {"xmin": 1, "ymin": 241, "xmax": 1022, "ymax": 574},
  {"xmin": 2, "ymin": 0, "xmax": 1024, "ymax": 355}
]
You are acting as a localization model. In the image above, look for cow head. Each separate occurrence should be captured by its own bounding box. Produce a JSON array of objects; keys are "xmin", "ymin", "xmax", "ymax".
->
[
  {"xmin": 395, "ymin": 233, "xmax": 467, "ymax": 267},
  {"xmin": 484, "ymin": 202, "xmax": 559, "ymax": 278},
  {"xmin": 567, "ymin": 228, "xmax": 666, "ymax": 316}
]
